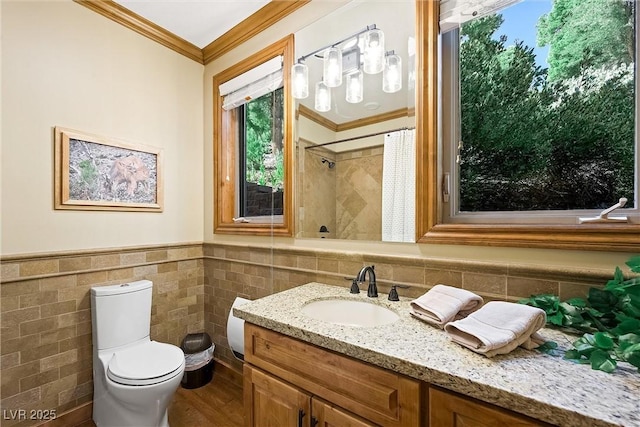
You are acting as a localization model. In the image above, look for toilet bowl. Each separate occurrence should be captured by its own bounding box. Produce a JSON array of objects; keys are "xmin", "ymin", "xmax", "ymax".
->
[{"xmin": 91, "ymin": 280, "xmax": 185, "ymax": 427}]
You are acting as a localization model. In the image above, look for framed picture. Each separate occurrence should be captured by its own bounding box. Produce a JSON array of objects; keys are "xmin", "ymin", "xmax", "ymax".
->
[{"xmin": 54, "ymin": 127, "xmax": 164, "ymax": 212}]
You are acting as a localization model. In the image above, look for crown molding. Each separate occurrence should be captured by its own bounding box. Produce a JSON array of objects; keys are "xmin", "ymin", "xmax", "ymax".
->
[
  {"xmin": 298, "ymin": 105, "xmax": 411, "ymax": 133},
  {"xmin": 74, "ymin": 0, "xmax": 204, "ymax": 63},
  {"xmin": 337, "ymin": 108, "xmax": 411, "ymax": 132},
  {"xmin": 202, "ymin": 0, "xmax": 310, "ymax": 65},
  {"xmin": 297, "ymin": 105, "xmax": 339, "ymax": 132},
  {"xmin": 74, "ymin": 0, "xmax": 310, "ymax": 65}
]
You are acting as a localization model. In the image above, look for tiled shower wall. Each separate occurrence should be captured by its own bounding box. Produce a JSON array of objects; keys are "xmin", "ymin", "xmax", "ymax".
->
[
  {"xmin": 0, "ymin": 243, "xmax": 203, "ymax": 427},
  {"xmin": 1, "ymin": 241, "xmax": 616, "ymax": 425},
  {"xmin": 298, "ymin": 143, "xmax": 383, "ymax": 241},
  {"xmin": 335, "ymin": 146, "xmax": 383, "ymax": 240}
]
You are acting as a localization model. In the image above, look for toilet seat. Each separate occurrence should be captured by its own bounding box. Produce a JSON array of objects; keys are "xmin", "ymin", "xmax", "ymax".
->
[{"xmin": 107, "ymin": 341, "xmax": 184, "ymax": 386}]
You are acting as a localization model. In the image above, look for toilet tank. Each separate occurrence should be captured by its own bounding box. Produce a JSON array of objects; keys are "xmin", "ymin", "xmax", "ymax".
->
[{"xmin": 91, "ymin": 280, "xmax": 153, "ymax": 350}]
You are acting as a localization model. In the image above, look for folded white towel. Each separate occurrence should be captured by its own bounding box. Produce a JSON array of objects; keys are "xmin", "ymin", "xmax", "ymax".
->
[
  {"xmin": 410, "ymin": 284, "xmax": 484, "ymax": 328},
  {"xmin": 444, "ymin": 301, "xmax": 547, "ymax": 358}
]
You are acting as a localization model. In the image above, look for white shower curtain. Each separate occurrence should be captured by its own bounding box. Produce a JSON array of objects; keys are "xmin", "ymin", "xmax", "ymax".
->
[{"xmin": 382, "ymin": 129, "xmax": 416, "ymax": 242}]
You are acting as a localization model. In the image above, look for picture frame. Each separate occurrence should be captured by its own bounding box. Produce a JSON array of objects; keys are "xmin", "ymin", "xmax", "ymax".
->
[{"xmin": 54, "ymin": 126, "xmax": 164, "ymax": 212}]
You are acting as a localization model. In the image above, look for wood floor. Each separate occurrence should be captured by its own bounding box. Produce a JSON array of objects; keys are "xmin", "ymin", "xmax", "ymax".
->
[
  {"xmin": 168, "ymin": 372, "xmax": 244, "ymax": 427},
  {"xmin": 68, "ymin": 367, "xmax": 244, "ymax": 427}
]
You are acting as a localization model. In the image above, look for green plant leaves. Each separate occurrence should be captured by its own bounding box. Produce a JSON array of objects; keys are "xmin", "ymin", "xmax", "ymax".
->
[
  {"xmin": 594, "ymin": 332, "xmax": 614, "ymax": 349},
  {"xmin": 536, "ymin": 341, "xmax": 559, "ymax": 355},
  {"xmin": 588, "ymin": 288, "xmax": 618, "ymax": 313},
  {"xmin": 522, "ymin": 256, "xmax": 640, "ymax": 374},
  {"xmin": 611, "ymin": 319, "xmax": 640, "ymax": 336},
  {"xmin": 590, "ymin": 349, "xmax": 617, "ymax": 373},
  {"xmin": 626, "ymin": 256, "xmax": 640, "ymax": 273}
]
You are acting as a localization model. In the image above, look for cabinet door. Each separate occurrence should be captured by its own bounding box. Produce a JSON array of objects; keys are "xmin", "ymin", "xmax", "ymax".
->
[
  {"xmin": 311, "ymin": 398, "xmax": 377, "ymax": 427},
  {"xmin": 429, "ymin": 387, "xmax": 549, "ymax": 427},
  {"xmin": 245, "ymin": 323, "xmax": 421, "ymax": 426},
  {"xmin": 244, "ymin": 365, "xmax": 311, "ymax": 427}
]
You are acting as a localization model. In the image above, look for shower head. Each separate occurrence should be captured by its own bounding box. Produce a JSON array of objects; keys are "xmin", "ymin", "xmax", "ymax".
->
[{"xmin": 321, "ymin": 158, "xmax": 336, "ymax": 169}]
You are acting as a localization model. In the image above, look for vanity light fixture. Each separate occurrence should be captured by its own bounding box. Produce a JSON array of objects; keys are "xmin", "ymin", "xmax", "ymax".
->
[
  {"xmin": 315, "ymin": 81, "xmax": 331, "ymax": 112},
  {"xmin": 363, "ymin": 28, "xmax": 385, "ymax": 74},
  {"xmin": 346, "ymin": 69, "xmax": 364, "ymax": 103},
  {"xmin": 323, "ymin": 47, "xmax": 343, "ymax": 87},
  {"xmin": 292, "ymin": 24, "xmax": 401, "ymax": 112},
  {"xmin": 291, "ymin": 62, "xmax": 309, "ymax": 99},
  {"xmin": 383, "ymin": 51, "xmax": 402, "ymax": 93}
]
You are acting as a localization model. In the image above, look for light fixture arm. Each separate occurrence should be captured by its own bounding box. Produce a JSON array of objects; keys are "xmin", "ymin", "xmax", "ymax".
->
[{"xmin": 296, "ymin": 23, "xmax": 378, "ymax": 63}]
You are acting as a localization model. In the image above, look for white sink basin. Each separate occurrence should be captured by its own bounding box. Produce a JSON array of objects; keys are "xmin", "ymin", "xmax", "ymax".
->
[{"xmin": 301, "ymin": 299, "xmax": 399, "ymax": 327}]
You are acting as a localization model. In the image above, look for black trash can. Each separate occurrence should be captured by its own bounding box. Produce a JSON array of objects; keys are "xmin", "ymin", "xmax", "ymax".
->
[{"xmin": 180, "ymin": 332, "xmax": 215, "ymax": 389}]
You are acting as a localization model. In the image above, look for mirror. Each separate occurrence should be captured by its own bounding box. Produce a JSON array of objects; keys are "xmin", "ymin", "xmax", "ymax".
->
[{"xmin": 294, "ymin": 1, "xmax": 416, "ymax": 242}]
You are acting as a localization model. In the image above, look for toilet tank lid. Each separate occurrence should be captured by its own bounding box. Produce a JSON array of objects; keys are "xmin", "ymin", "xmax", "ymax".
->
[{"xmin": 91, "ymin": 280, "xmax": 152, "ymax": 297}]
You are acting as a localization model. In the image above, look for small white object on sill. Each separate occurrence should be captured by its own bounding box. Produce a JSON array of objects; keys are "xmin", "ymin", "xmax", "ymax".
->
[{"xmin": 579, "ymin": 197, "xmax": 628, "ymax": 224}]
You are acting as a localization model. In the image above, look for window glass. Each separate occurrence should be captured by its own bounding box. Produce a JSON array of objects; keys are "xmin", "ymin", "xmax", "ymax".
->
[
  {"xmin": 239, "ymin": 87, "xmax": 284, "ymax": 218},
  {"xmin": 448, "ymin": 0, "xmax": 637, "ymax": 216}
]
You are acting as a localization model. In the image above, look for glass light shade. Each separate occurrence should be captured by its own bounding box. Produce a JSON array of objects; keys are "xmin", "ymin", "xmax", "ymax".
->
[
  {"xmin": 323, "ymin": 47, "xmax": 343, "ymax": 87},
  {"xmin": 291, "ymin": 62, "xmax": 309, "ymax": 99},
  {"xmin": 345, "ymin": 70, "xmax": 363, "ymax": 103},
  {"xmin": 315, "ymin": 81, "xmax": 331, "ymax": 112},
  {"xmin": 383, "ymin": 54, "xmax": 402, "ymax": 93},
  {"xmin": 363, "ymin": 29, "xmax": 385, "ymax": 74}
]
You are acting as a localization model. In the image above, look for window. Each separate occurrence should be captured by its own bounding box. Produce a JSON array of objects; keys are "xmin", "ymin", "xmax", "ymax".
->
[
  {"xmin": 442, "ymin": 0, "xmax": 638, "ymax": 225},
  {"xmin": 213, "ymin": 36, "xmax": 294, "ymax": 236},
  {"xmin": 238, "ymin": 87, "xmax": 285, "ymax": 219},
  {"xmin": 417, "ymin": 0, "xmax": 640, "ymax": 251}
]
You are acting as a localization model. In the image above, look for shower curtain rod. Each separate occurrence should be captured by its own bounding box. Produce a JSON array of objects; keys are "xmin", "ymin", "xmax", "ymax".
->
[{"xmin": 304, "ymin": 126, "xmax": 415, "ymax": 150}]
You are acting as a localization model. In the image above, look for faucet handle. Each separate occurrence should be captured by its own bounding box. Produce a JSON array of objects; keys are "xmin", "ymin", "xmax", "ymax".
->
[
  {"xmin": 344, "ymin": 277, "xmax": 359, "ymax": 293},
  {"xmin": 349, "ymin": 279, "xmax": 360, "ymax": 294},
  {"xmin": 388, "ymin": 285, "xmax": 409, "ymax": 301}
]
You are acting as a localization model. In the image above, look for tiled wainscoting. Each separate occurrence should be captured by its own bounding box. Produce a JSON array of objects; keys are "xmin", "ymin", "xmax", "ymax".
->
[
  {"xmin": 1, "ymin": 241, "xmax": 617, "ymax": 426},
  {"xmin": 203, "ymin": 243, "xmax": 612, "ymax": 373},
  {"xmin": 0, "ymin": 243, "xmax": 203, "ymax": 427}
]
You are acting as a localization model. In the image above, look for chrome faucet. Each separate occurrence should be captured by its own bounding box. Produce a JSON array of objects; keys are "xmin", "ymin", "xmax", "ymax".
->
[{"xmin": 356, "ymin": 265, "xmax": 378, "ymax": 297}]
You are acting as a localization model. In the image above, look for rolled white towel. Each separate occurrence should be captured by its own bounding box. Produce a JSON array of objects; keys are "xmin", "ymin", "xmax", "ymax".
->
[
  {"xmin": 410, "ymin": 284, "xmax": 484, "ymax": 328},
  {"xmin": 444, "ymin": 301, "xmax": 547, "ymax": 358}
]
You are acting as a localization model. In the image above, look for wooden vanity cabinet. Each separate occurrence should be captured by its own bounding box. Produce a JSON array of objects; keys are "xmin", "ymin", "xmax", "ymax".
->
[
  {"xmin": 243, "ymin": 323, "xmax": 422, "ymax": 426},
  {"xmin": 244, "ymin": 323, "xmax": 551, "ymax": 427},
  {"xmin": 312, "ymin": 397, "xmax": 377, "ymax": 427},
  {"xmin": 244, "ymin": 365, "xmax": 310, "ymax": 426},
  {"xmin": 244, "ymin": 365, "xmax": 375, "ymax": 427},
  {"xmin": 429, "ymin": 387, "xmax": 551, "ymax": 427}
]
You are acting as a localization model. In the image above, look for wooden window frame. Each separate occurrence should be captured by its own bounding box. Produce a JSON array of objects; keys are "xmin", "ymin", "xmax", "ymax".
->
[
  {"xmin": 415, "ymin": 1, "xmax": 639, "ymax": 251},
  {"xmin": 213, "ymin": 35, "xmax": 295, "ymax": 236}
]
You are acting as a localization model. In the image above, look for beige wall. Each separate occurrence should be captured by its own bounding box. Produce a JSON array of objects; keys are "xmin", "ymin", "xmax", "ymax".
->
[{"xmin": 1, "ymin": 1, "xmax": 204, "ymax": 256}]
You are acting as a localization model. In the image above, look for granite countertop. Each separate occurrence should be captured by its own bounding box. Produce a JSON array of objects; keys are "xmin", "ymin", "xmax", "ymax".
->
[{"xmin": 234, "ymin": 282, "xmax": 640, "ymax": 427}]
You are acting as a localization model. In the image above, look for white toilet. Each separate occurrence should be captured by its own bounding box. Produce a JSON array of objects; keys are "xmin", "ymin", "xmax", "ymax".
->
[{"xmin": 91, "ymin": 280, "xmax": 185, "ymax": 427}]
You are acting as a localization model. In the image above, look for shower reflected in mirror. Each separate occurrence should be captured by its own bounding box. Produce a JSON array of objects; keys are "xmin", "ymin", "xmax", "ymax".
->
[
  {"xmin": 321, "ymin": 158, "xmax": 336, "ymax": 169},
  {"xmin": 295, "ymin": 0, "xmax": 416, "ymax": 242}
]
